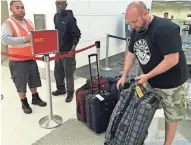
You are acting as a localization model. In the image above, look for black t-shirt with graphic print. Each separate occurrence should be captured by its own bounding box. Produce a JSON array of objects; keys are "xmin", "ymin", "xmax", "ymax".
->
[{"xmin": 129, "ymin": 16, "xmax": 188, "ymax": 89}]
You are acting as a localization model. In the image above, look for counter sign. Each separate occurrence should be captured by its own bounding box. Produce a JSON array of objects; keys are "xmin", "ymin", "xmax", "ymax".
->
[{"xmin": 31, "ymin": 30, "xmax": 59, "ymax": 55}]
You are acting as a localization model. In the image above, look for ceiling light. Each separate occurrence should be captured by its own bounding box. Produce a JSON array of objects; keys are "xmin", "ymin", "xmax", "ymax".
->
[
  {"xmin": 184, "ymin": 4, "xmax": 191, "ymax": 6},
  {"xmin": 153, "ymin": 2, "xmax": 162, "ymax": 5}
]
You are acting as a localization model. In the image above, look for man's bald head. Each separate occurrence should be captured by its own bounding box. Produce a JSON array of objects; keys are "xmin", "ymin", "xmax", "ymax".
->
[
  {"xmin": 125, "ymin": 1, "xmax": 150, "ymax": 32},
  {"xmin": 127, "ymin": 1, "xmax": 148, "ymax": 14}
]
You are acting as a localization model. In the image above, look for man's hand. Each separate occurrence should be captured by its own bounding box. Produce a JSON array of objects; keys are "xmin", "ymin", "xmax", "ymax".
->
[
  {"xmin": 116, "ymin": 76, "xmax": 126, "ymax": 90},
  {"xmin": 68, "ymin": 46, "xmax": 76, "ymax": 57},
  {"xmin": 70, "ymin": 47, "xmax": 75, "ymax": 52},
  {"xmin": 135, "ymin": 74, "xmax": 150, "ymax": 84},
  {"xmin": 69, "ymin": 46, "xmax": 76, "ymax": 53},
  {"xmin": 24, "ymin": 34, "xmax": 31, "ymax": 43}
]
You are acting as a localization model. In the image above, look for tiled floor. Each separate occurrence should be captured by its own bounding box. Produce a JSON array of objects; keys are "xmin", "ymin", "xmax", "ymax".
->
[
  {"xmin": 1, "ymin": 65, "xmax": 86, "ymax": 145},
  {"xmin": 1, "ymin": 65, "xmax": 191, "ymax": 145},
  {"xmin": 32, "ymin": 118, "xmax": 191, "ymax": 145}
]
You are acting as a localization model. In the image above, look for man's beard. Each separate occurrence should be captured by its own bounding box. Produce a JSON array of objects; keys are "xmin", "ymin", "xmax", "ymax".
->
[
  {"xmin": 14, "ymin": 14, "xmax": 25, "ymax": 20},
  {"xmin": 136, "ymin": 20, "xmax": 148, "ymax": 34},
  {"xmin": 20, "ymin": 13, "xmax": 25, "ymax": 18}
]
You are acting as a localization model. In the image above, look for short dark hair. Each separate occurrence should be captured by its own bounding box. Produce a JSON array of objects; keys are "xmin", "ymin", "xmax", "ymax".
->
[
  {"xmin": 164, "ymin": 12, "xmax": 168, "ymax": 15},
  {"xmin": 10, "ymin": 0, "xmax": 21, "ymax": 6}
]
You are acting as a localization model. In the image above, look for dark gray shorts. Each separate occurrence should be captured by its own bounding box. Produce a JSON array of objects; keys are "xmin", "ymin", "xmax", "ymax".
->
[{"xmin": 9, "ymin": 60, "xmax": 41, "ymax": 93}]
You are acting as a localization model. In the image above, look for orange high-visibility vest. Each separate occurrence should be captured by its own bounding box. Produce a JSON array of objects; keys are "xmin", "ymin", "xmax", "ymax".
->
[{"xmin": 5, "ymin": 17, "xmax": 34, "ymax": 61}]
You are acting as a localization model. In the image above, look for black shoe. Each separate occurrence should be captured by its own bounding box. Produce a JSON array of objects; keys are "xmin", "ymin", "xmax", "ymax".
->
[
  {"xmin": 52, "ymin": 90, "xmax": 66, "ymax": 96},
  {"xmin": 21, "ymin": 98, "xmax": 32, "ymax": 114},
  {"xmin": 65, "ymin": 95, "xmax": 73, "ymax": 103},
  {"xmin": 32, "ymin": 93, "xmax": 47, "ymax": 107}
]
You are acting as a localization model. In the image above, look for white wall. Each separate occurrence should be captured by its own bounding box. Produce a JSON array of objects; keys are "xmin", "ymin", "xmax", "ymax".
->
[
  {"xmin": 1, "ymin": 0, "xmax": 9, "ymax": 62},
  {"xmin": 7, "ymin": 0, "xmax": 152, "ymax": 70}
]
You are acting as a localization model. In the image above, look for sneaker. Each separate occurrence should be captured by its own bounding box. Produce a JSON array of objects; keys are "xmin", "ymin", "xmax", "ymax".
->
[
  {"xmin": 52, "ymin": 90, "xmax": 66, "ymax": 96},
  {"xmin": 32, "ymin": 93, "xmax": 47, "ymax": 107},
  {"xmin": 21, "ymin": 98, "xmax": 32, "ymax": 114},
  {"xmin": 65, "ymin": 95, "xmax": 73, "ymax": 103}
]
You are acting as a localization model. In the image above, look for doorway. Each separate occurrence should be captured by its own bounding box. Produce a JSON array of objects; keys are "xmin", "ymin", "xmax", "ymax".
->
[{"xmin": 1, "ymin": 0, "xmax": 9, "ymax": 64}]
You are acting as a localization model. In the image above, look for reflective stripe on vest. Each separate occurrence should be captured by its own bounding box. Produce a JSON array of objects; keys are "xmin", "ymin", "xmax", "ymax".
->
[
  {"xmin": 5, "ymin": 17, "xmax": 34, "ymax": 61},
  {"xmin": 6, "ymin": 18, "xmax": 21, "ymax": 37},
  {"xmin": 8, "ymin": 42, "xmax": 31, "ymax": 48}
]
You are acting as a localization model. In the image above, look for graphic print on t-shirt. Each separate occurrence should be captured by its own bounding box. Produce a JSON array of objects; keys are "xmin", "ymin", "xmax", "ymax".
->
[{"xmin": 134, "ymin": 39, "xmax": 151, "ymax": 65}]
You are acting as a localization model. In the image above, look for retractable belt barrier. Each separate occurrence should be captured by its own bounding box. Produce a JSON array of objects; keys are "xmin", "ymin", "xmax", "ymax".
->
[
  {"xmin": 1, "ymin": 43, "xmax": 97, "ymax": 61},
  {"xmin": 1, "ymin": 29, "xmax": 101, "ymax": 130},
  {"xmin": 183, "ymin": 41, "xmax": 191, "ymax": 45},
  {"xmin": 1, "ymin": 42, "xmax": 99, "ymax": 130},
  {"xmin": 1, "ymin": 52, "xmax": 43, "ymax": 61},
  {"xmin": 101, "ymin": 34, "xmax": 129, "ymax": 72},
  {"xmin": 108, "ymin": 34, "xmax": 126, "ymax": 41}
]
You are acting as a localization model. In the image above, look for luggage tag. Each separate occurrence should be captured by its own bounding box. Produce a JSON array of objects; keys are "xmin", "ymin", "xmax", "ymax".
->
[
  {"xmin": 135, "ymin": 85, "xmax": 144, "ymax": 99},
  {"xmin": 95, "ymin": 94, "xmax": 105, "ymax": 101}
]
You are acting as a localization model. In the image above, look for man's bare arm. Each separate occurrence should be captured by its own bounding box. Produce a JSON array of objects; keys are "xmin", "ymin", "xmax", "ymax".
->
[{"xmin": 1, "ymin": 23, "xmax": 27, "ymax": 45}]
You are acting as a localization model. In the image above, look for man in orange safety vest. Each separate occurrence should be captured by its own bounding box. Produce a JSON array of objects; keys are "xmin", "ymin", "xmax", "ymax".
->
[{"xmin": 1, "ymin": 0, "xmax": 47, "ymax": 114}]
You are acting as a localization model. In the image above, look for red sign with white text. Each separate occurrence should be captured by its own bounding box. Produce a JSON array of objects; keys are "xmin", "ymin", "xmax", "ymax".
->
[{"xmin": 31, "ymin": 30, "xmax": 59, "ymax": 55}]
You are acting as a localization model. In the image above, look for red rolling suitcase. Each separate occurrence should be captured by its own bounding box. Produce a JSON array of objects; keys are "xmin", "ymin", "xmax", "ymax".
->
[
  {"xmin": 75, "ymin": 54, "xmax": 109, "ymax": 123},
  {"xmin": 76, "ymin": 84, "xmax": 91, "ymax": 122},
  {"xmin": 85, "ymin": 53, "xmax": 116, "ymax": 133},
  {"xmin": 87, "ymin": 76, "xmax": 109, "ymax": 90}
]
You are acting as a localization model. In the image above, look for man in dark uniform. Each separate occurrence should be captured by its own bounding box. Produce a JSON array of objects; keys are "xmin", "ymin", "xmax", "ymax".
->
[{"xmin": 52, "ymin": 0, "xmax": 81, "ymax": 102}]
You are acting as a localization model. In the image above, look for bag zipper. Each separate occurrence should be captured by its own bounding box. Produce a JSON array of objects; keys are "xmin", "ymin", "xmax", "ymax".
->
[{"xmin": 110, "ymin": 87, "xmax": 136, "ymax": 138}]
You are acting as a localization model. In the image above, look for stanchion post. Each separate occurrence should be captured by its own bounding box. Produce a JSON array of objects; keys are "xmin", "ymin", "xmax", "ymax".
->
[
  {"xmin": 182, "ymin": 28, "xmax": 189, "ymax": 43},
  {"xmin": 101, "ymin": 34, "xmax": 112, "ymax": 71},
  {"xmin": 106, "ymin": 34, "xmax": 110, "ymax": 69},
  {"xmin": 125, "ymin": 37, "xmax": 130, "ymax": 56},
  {"xmin": 118, "ymin": 37, "xmax": 129, "ymax": 67},
  {"xmin": 96, "ymin": 41, "xmax": 101, "ymax": 74},
  {"xmin": 45, "ymin": 55, "xmax": 53, "ymax": 120},
  {"xmin": 39, "ymin": 55, "xmax": 63, "ymax": 129},
  {"xmin": 185, "ymin": 29, "xmax": 189, "ymax": 43}
]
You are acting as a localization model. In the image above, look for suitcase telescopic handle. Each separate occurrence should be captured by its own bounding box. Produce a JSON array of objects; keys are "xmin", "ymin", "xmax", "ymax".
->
[
  {"xmin": 88, "ymin": 53, "xmax": 101, "ymax": 94},
  {"xmin": 88, "ymin": 53, "xmax": 97, "ymax": 57}
]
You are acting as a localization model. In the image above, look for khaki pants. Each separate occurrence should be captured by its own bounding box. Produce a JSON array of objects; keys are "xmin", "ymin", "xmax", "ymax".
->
[{"xmin": 147, "ymin": 83, "xmax": 187, "ymax": 123}]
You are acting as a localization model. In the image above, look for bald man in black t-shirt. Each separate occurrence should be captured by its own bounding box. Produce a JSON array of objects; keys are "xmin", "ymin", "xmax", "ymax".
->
[{"xmin": 117, "ymin": 1, "xmax": 189, "ymax": 145}]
